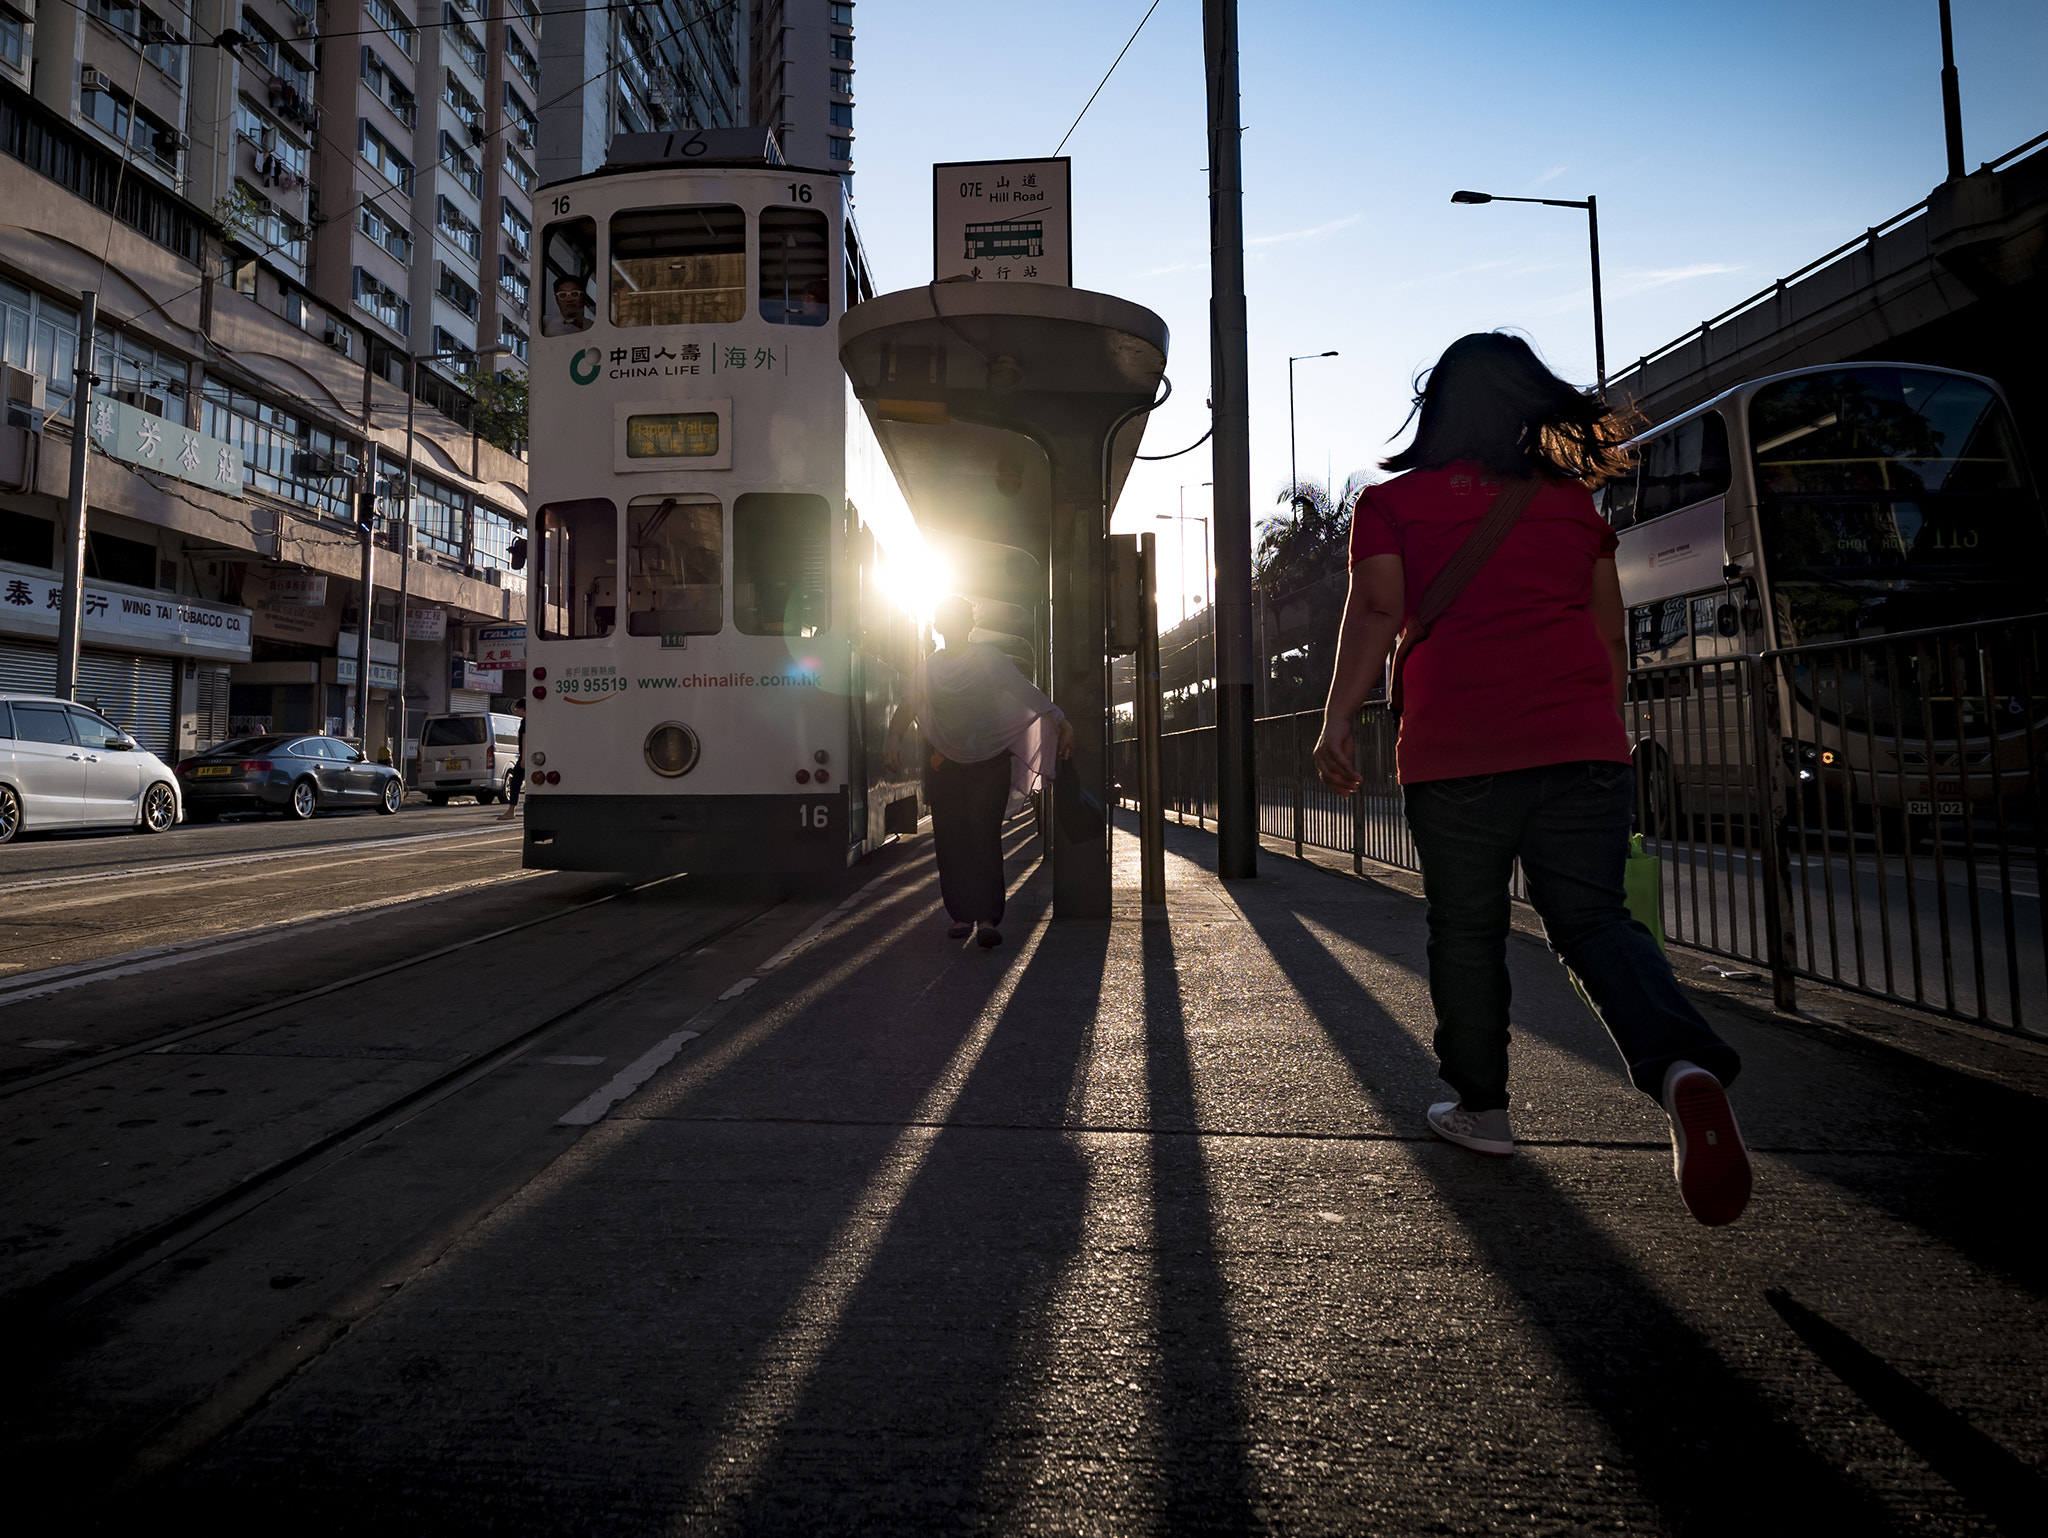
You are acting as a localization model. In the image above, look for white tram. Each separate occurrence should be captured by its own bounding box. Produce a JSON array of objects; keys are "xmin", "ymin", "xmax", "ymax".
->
[{"xmin": 520, "ymin": 132, "xmax": 924, "ymax": 874}]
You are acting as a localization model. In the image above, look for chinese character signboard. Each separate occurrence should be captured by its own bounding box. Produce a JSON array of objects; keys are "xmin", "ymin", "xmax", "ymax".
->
[
  {"xmin": 87, "ymin": 394, "xmax": 245, "ymax": 499},
  {"xmin": 406, "ymin": 606, "xmax": 448, "ymax": 642},
  {"xmin": 933, "ymin": 159, "xmax": 1071, "ymax": 286},
  {"xmin": 477, "ymin": 625, "xmax": 525, "ymax": 668},
  {"xmin": 258, "ymin": 564, "xmax": 327, "ymax": 607},
  {"xmin": 0, "ymin": 558, "xmax": 252, "ymax": 660}
]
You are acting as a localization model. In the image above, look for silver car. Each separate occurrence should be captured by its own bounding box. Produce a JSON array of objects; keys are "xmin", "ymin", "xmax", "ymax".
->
[{"xmin": 0, "ymin": 693, "xmax": 183, "ymax": 844}]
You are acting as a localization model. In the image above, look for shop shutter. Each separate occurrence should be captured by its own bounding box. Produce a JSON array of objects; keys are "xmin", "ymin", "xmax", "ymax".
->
[
  {"xmin": 0, "ymin": 640, "xmax": 177, "ymax": 756},
  {"xmin": 195, "ymin": 664, "xmax": 231, "ymax": 750}
]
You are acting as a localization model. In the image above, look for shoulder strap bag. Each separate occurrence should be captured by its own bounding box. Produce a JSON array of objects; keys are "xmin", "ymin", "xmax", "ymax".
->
[{"xmin": 1387, "ymin": 474, "xmax": 1543, "ymax": 717}]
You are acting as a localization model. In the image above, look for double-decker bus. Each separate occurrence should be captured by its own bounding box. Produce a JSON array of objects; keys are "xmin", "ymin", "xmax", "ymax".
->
[
  {"xmin": 519, "ymin": 133, "xmax": 924, "ymax": 874},
  {"xmin": 1603, "ymin": 361, "xmax": 2047, "ymax": 830}
]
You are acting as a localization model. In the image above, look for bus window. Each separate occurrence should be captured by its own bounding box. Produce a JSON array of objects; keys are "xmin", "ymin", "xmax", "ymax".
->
[
  {"xmin": 540, "ymin": 217, "xmax": 597, "ymax": 336},
  {"xmin": 759, "ymin": 208, "xmax": 830, "ymax": 325},
  {"xmin": 627, "ymin": 495, "xmax": 723, "ymax": 637},
  {"xmin": 734, "ymin": 493, "xmax": 830, "ymax": 637},
  {"xmin": 538, "ymin": 498, "xmax": 617, "ymax": 639},
  {"xmin": 1598, "ymin": 465, "xmax": 1640, "ymax": 530},
  {"xmin": 1638, "ymin": 411, "xmax": 1731, "ymax": 520},
  {"xmin": 610, "ymin": 205, "xmax": 745, "ymax": 326}
]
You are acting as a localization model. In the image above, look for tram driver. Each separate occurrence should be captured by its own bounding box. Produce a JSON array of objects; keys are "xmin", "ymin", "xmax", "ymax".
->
[{"xmin": 546, "ymin": 274, "xmax": 594, "ymax": 336}]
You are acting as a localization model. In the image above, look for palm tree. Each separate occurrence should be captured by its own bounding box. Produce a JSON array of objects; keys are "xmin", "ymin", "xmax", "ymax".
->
[{"xmin": 1253, "ymin": 471, "xmax": 1376, "ymax": 712}]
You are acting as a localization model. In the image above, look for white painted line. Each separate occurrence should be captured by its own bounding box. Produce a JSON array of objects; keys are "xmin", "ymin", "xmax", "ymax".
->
[
  {"xmin": 718, "ymin": 977, "xmax": 759, "ymax": 1001},
  {"xmin": 0, "ymin": 870, "xmax": 543, "ymax": 1010},
  {"xmin": 0, "ymin": 824, "xmax": 520, "ymax": 897},
  {"xmin": 557, "ymin": 1030, "xmax": 701, "ymax": 1126}
]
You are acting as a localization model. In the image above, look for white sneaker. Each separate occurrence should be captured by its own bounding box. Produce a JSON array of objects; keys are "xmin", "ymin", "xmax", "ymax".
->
[
  {"xmin": 1660, "ymin": 1061, "xmax": 1752, "ymax": 1226},
  {"xmin": 1427, "ymin": 1101, "xmax": 1514, "ymax": 1157}
]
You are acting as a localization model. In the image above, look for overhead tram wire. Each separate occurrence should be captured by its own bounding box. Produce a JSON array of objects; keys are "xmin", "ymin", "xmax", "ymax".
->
[{"xmin": 1053, "ymin": 0, "xmax": 1165, "ymax": 156}]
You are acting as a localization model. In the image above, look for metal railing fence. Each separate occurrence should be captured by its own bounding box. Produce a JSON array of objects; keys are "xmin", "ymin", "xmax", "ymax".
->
[{"xmin": 1111, "ymin": 613, "xmax": 2048, "ymax": 1039}]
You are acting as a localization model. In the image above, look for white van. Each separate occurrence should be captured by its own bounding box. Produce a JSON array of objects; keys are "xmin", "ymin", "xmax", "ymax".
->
[{"xmin": 416, "ymin": 712, "xmax": 521, "ymax": 805}]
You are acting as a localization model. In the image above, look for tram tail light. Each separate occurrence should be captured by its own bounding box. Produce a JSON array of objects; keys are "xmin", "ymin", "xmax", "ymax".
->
[
  {"xmin": 814, "ymin": 769, "xmax": 830, "ymax": 784},
  {"xmin": 795, "ymin": 768, "xmax": 811, "ymax": 784},
  {"xmin": 545, "ymin": 770, "xmax": 560, "ymax": 784}
]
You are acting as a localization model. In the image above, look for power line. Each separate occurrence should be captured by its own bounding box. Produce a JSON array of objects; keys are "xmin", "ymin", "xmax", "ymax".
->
[{"xmin": 1053, "ymin": 0, "xmax": 1163, "ymax": 157}]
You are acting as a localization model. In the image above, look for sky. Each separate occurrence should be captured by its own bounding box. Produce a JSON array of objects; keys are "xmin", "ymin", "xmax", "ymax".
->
[{"xmin": 847, "ymin": 0, "xmax": 2048, "ymax": 621}]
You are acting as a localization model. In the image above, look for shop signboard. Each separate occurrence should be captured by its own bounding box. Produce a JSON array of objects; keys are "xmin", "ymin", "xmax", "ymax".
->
[
  {"xmin": 406, "ymin": 606, "xmax": 447, "ymax": 641},
  {"xmin": 453, "ymin": 660, "xmax": 502, "ymax": 692},
  {"xmin": 933, "ymin": 158, "xmax": 1072, "ymax": 286},
  {"xmin": 86, "ymin": 394, "xmax": 245, "ymax": 498},
  {"xmin": 259, "ymin": 565, "xmax": 328, "ymax": 606},
  {"xmin": 336, "ymin": 657, "xmax": 402, "ymax": 689},
  {"xmin": 477, "ymin": 625, "xmax": 525, "ymax": 668},
  {"xmin": 0, "ymin": 558, "xmax": 252, "ymax": 660}
]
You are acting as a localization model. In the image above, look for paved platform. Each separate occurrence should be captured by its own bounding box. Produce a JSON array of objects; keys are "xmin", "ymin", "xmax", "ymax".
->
[{"xmin": 130, "ymin": 812, "xmax": 2048, "ymax": 1534}]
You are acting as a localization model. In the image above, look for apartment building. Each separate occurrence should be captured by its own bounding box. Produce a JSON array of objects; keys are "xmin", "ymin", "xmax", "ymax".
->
[
  {"xmin": 0, "ymin": 0, "xmax": 537, "ymax": 763},
  {"xmin": 750, "ymin": 0, "xmax": 851, "ymax": 181},
  {"xmin": 535, "ymin": 0, "xmax": 745, "ymax": 186}
]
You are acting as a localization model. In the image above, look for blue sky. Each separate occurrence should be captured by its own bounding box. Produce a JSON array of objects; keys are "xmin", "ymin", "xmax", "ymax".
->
[{"xmin": 849, "ymin": 0, "xmax": 2047, "ymax": 619}]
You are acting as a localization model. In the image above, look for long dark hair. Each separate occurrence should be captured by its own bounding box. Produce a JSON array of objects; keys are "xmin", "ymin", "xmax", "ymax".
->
[{"xmin": 1380, "ymin": 332, "xmax": 1638, "ymax": 485}]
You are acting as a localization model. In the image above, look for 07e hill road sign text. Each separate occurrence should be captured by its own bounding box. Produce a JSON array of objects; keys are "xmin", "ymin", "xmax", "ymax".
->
[{"xmin": 933, "ymin": 158, "xmax": 1071, "ymax": 287}]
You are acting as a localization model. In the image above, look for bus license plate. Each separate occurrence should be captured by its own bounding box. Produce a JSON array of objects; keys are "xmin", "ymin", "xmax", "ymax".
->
[{"xmin": 1907, "ymin": 800, "xmax": 1963, "ymax": 816}]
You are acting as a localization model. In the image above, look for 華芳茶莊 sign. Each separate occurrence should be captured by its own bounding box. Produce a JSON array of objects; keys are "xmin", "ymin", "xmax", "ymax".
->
[
  {"xmin": 933, "ymin": 158, "xmax": 1071, "ymax": 286},
  {"xmin": 0, "ymin": 559, "xmax": 253, "ymax": 660},
  {"xmin": 87, "ymin": 394, "xmax": 245, "ymax": 498}
]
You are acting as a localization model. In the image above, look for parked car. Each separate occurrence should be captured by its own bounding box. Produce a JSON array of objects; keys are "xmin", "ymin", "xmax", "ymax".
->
[
  {"xmin": 175, "ymin": 735, "xmax": 402, "ymax": 821},
  {"xmin": 0, "ymin": 693, "xmax": 182, "ymax": 844},
  {"xmin": 415, "ymin": 712, "xmax": 522, "ymax": 805}
]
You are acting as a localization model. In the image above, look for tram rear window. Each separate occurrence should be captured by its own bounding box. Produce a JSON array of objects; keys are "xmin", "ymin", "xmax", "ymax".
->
[
  {"xmin": 760, "ymin": 208, "xmax": 830, "ymax": 326},
  {"xmin": 734, "ymin": 493, "xmax": 830, "ymax": 637},
  {"xmin": 610, "ymin": 204, "xmax": 745, "ymax": 327},
  {"xmin": 537, "ymin": 498, "xmax": 618, "ymax": 640},
  {"xmin": 628, "ymin": 494, "xmax": 723, "ymax": 637}
]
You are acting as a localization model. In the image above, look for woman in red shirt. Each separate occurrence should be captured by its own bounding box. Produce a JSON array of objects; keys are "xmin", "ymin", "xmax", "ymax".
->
[{"xmin": 1313, "ymin": 333, "xmax": 1750, "ymax": 1226}]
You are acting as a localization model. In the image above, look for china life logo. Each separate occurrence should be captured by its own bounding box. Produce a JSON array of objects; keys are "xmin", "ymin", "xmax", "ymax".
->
[{"xmin": 570, "ymin": 347, "xmax": 602, "ymax": 386}]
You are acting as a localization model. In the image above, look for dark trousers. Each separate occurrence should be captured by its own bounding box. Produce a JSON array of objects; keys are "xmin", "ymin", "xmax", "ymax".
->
[
  {"xmin": 506, "ymin": 761, "xmax": 524, "ymax": 807},
  {"xmin": 1402, "ymin": 759, "xmax": 1740, "ymax": 1112},
  {"xmin": 929, "ymin": 751, "xmax": 1012, "ymax": 925}
]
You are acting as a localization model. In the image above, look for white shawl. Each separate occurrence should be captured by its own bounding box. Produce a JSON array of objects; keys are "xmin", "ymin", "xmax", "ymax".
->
[{"xmin": 909, "ymin": 642, "xmax": 1064, "ymax": 807}]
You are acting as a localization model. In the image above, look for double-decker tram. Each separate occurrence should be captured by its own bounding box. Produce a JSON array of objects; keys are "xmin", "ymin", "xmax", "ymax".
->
[
  {"xmin": 519, "ymin": 132, "xmax": 924, "ymax": 873},
  {"xmin": 1602, "ymin": 361, "xmax": 2048, "ymax": 829}
]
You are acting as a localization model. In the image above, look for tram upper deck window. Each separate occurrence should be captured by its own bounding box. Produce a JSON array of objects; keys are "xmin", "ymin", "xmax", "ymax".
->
[
  {"xmin": 760, "ymin": 208, "xmax": 829, "ymax": 325},
  {"xmin": 627, "ymin": 494, "xmax": 723, "ymax": 637},
  {"xmin": 734, "ymin": 493, "xmax": 829, "ymax": 637},
  {"xmin": 537, "ymin": 498, "xmax": 617, "ymax": 639},
  {"xmin": 610, "ymin": 204, "xmax": 745, "ymax": 327},
  {"xmin": 540, "ymin": 217, "xmax": 596, "ymax": 336}
]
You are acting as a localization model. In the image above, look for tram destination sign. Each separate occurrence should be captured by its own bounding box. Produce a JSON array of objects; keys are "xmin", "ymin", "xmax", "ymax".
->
[{"xmin": 933, "ymin": 158, "xmax": 1071, "ymax": 286}]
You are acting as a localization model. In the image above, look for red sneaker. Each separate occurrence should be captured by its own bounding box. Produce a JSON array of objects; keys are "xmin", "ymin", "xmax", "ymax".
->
[{"xmin": 1661, "ymin": 1062, "xmax": 1752, "ymax": 1226}]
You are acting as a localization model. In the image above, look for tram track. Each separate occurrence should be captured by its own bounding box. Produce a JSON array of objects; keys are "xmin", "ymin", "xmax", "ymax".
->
[{"xmin": 2, "ymin": 879, "xmax": 789, "ymax": 1324}]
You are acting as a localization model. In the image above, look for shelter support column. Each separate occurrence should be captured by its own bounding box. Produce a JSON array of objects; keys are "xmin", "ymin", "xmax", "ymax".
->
[{"xmin": 1048, "ymin": 461, "xmax": 1110, "ymax": 919}]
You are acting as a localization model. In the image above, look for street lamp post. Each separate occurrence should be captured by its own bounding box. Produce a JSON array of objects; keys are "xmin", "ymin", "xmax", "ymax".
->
[
  {"xmin": 1159, "ymin": 482, "xmax": 1214, "ymax": 721},
  {"xmin": 1288, "ymin": 351, "xmax": 1338, "ymax": 515},
  {"xmin": 1451, "ymin": 190, "xmax": 1606, "ymax": 391}
]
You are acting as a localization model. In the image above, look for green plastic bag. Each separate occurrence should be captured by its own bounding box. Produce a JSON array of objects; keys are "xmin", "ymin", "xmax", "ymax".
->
[{"xmin": 1570, "ymin": 832, "xmax": 1663, "ymax": 1017}]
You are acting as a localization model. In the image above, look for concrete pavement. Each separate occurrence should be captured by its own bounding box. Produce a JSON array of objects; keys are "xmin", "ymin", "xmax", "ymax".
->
[{"xmin": 56, "ymin": 810, "xmax": 2042, "ymax": 1534}]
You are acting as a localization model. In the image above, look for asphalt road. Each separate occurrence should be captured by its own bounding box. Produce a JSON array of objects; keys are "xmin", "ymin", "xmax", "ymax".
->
[{"xmin": 1, "ymin": 809, "xmax": 2042, "ymax": 1533}]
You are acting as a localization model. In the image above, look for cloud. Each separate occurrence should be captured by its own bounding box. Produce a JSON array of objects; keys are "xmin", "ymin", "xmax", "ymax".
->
[
  {"xmin": 1613, "ymin": 262, "xmax": 1745, "ymax": 295},
  {"xmin": 1245, "ymin": 211, "xmax": 1364, "ymax": 249},
  {"xmin": 1527, "ymin": 164, "xmax": 1569, "ymax": 189}
]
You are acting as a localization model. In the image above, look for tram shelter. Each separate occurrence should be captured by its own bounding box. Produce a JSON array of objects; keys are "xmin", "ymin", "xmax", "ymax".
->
[{"xmin": 840, "ymin": 283, "xmax": 1169, "ymax": 919}]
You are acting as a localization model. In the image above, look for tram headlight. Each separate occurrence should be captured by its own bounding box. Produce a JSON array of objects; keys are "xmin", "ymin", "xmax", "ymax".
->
[{"xmin": 644, "ymin": 722, "xmax": 700, "ymax": 778}]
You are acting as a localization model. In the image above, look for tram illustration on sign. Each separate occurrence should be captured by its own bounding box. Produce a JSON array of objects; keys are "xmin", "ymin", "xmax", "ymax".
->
[{"xmin": 962, "ymin": 220, "xmax": 1045, "ymax": 261}]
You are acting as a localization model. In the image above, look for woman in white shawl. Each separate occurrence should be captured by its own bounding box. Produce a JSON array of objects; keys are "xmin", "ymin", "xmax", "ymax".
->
[{"xmin": 884, "ymin": 596, "xmax": 1072, "ymax": 948}]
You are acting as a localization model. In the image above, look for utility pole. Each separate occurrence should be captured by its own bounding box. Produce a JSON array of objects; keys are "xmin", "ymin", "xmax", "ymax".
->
[
  {"xmin": 1938, "ymin": 0, "xmax": 1966, "ymax": 180},
  {"xmin": 354, "ymin": 467, "xmax": 375, "ymax": 742},
  {"xmin": 54, "ymin": 292, "xmax": 96, "ymax": 701},
  {"xmin": 1205, "ymin": 0, "xmax": 1256, "ymax": 880}
]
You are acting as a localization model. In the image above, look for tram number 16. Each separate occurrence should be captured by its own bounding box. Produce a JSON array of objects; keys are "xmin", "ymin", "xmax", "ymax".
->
[{"xmin": 798, "ymin": 801, "xmax": 833, "ymax": 830}]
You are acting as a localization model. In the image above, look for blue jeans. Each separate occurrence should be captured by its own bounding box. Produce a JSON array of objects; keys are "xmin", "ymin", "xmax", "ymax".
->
[{"xmin": 1403, "ymin": 760, "xmax": 1740, "ymax": 1112}]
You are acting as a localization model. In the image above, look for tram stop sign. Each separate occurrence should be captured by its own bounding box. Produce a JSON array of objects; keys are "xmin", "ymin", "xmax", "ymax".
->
[{"xmin": 933, "ymin": 158, "xmax": 1071, "ymax": 286}]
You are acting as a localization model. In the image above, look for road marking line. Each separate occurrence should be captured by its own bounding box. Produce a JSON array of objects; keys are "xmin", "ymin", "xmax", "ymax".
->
[
  {"xmin": 717, "ymin": 977, "xmax": 759, "ymax": 1001},
  {"xmin": 0, "ymin": 871, "xmax": 544, "ymax": 1010},
  {"xmin": 558, "ymin": 1032, "xmax": 701, "ymax": 1125},
  {"xmin": 0, "ymin": 824, "xmax": 520, "ymax": 897}
]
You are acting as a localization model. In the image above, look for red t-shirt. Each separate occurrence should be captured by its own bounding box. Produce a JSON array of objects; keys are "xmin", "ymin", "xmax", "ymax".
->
[{"xmin": 1349, "ymin": 462, "xmax": 1627, "ymax": 783}]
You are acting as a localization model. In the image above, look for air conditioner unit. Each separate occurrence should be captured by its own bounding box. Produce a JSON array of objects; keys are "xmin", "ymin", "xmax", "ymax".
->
[
  {"xmin": 166, "ymin": 129, "xmax": 192, "ymax": 150},
  {"xmin": 325, "ymin": 319, "xmax": 354, "ymax": 356},
  {"xmin": 114, "ymin": 387, "xmax": 168, "ymax": 417},
  {"xmin": 515, "ymin": 125, "xmax": 535, "ymax": 148},
  {"xmin": 3, "ymin": 365, "xmax": 45, "ymax": 432},
  {"xmin": 290, "ymin": 450, "xmax": 338, "ymax": 477},
  {"xmin": 294, "ymin": 17, "xmax": 316, "ymax": 37},
  {"xmin": 80, "ymin": 66, "xmax": 114, "ymax": 93},
  {"xmin": 335, "ymin": 453, "xmax": 365, "ymax": 479},
  {"xmin": 465, "ymin": 120, "xmax": 484, "ymax": 147}
]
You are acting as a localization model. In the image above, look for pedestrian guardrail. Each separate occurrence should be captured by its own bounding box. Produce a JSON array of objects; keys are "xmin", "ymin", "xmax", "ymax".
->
[{"xmin": 1112, "ymin": 613, "xmax": 2048, "ymax": 1039}]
